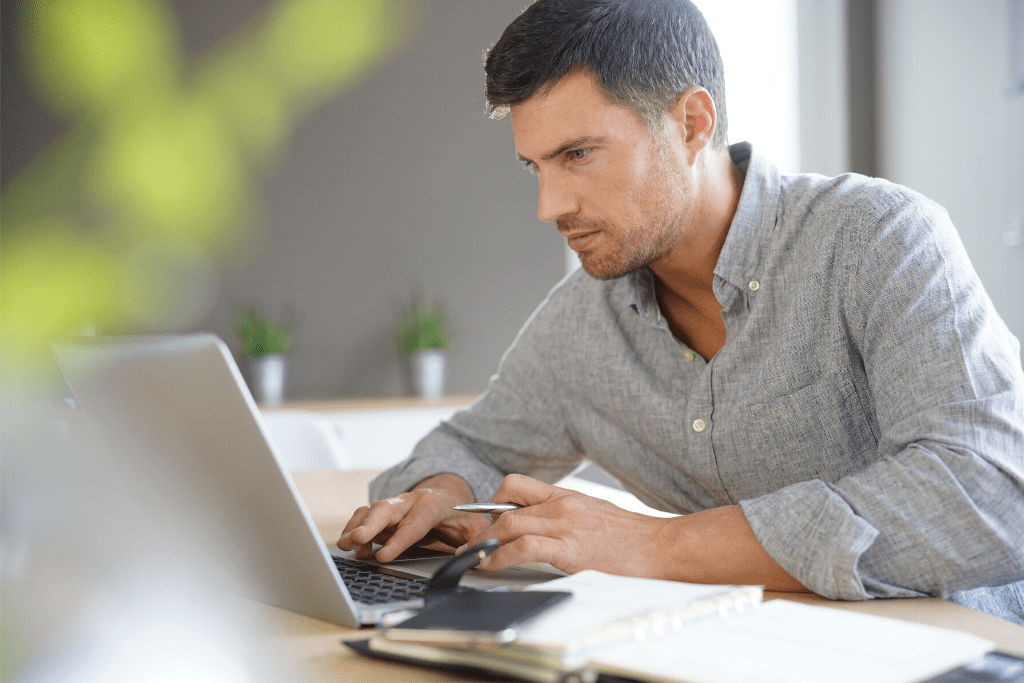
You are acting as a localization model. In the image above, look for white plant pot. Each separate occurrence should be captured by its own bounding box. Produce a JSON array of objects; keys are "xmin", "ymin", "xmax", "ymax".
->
[
  {"xmin": 410, "ymin": 349, "xmax": 446, "ymax": 400},
  {"xmin": 249, "ymin": 353, "xmax": 287, "ymax": 406}
]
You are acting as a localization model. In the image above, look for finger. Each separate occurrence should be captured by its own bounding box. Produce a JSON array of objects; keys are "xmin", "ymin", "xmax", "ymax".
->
[
  {"xmin": 491, "ymin": 473, "xmax": 563, "ymax": 507},
  {"xmin": 344, "ymin": 496, "xmax": 412, "ymax": 546},
  {"xmin": 481, "ymin": 534, "xmax": 570, "ymax": 572},
  {"xmin": 374, "ymin": 499, "xmax": 450, "ymax": 563},
  {"xmin": 461, "ymin": 505, "xmax": 552, "ymax": 554},
  {"xmin": 342, "ymin": 506, "xmax": 370, "ymax": 534},
  {"xmin": 491, "ymin": 505, "xmax": 558, "ymax": 543},
  {"xmin": 336, "ymin": 506, "xmax": 371, "ymax": 549}
]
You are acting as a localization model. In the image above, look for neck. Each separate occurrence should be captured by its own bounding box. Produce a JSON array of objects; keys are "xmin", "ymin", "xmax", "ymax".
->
[{"xmin": 650, "ymin": 146, "xmax": 742, "ymax": 301}]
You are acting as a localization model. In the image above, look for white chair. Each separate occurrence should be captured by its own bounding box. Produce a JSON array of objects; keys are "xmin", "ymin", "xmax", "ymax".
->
[{"xmin": 259, "ymin": 410, "xmax": 353, "ymax": 471}]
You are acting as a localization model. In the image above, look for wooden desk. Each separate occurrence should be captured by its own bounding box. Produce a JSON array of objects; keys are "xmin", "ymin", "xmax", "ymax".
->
[{"xmin": 249, "ymin": 469, "xmax": 1024, "ymax": 682}]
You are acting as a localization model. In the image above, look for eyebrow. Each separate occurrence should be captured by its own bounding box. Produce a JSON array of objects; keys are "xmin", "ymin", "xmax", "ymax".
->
[{"xmin": 517, "ymin": 135, "xmax": 607, "ymax": 165}]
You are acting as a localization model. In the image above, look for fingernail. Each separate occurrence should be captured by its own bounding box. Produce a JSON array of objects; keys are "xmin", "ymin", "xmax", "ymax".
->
[{"xmin": 455, "ymin": 544, "xmax": 467, "ymax": 555}]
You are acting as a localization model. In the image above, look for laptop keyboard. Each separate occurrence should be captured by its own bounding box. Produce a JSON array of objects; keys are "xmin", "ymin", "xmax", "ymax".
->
[{"xmin": 332, "ymin": 556, "xmax": 432, "ymax": 605}]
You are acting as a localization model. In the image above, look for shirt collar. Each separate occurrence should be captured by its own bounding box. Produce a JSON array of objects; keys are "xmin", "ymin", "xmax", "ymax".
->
[
  {"xmin": 626, "ymin": 267, "xmax": 663, "ymax": 327},
  {"xmin": 712, "ymin": 142, "xmax": 782, "ymax": 304}
]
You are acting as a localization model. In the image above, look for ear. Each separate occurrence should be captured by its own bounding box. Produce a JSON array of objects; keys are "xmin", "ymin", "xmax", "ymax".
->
[{"xmin": 666, "ymin": 86, "xmax": 716, "ymax": 159}]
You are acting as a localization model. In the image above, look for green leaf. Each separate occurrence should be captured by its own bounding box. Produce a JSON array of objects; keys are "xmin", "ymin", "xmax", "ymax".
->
[
  {"xmin": 235, "ymin": 305, "xmax": 292, "ymax": 357},
  {"xmin": 397, "ymin": 297, "xmax": 451, "ymax": 354}
]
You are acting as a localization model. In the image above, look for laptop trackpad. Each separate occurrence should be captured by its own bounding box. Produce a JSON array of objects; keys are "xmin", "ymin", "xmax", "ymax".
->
[
  {"xmin": 387, "ymin": 545, "xmax": 453, "ymax": 562},
  {"xmin": 329, "ymin": 545, "xmax": 563, "ymax": 589}
]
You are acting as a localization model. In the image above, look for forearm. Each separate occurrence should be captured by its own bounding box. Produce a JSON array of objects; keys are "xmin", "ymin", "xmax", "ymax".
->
[
  {"xmin": 657, "ymin": 505, "xmax": 808, "ymax": 592},
  {"xmin": 471, "ymin": 476, "xmax": 809, "ymax": 590}
]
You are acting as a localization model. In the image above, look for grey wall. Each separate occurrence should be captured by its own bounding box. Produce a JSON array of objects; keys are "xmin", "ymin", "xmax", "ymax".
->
[
  {"xmin": 797, "ymin": 0, "xmax": 850, "ymax": 176},
  {"xmin": 191, "ymin": 0, "xmax": 567, "ymax": 398},
  {"xmin": 797, "ymin": 0, "xmax": 1023, "ymax": 354},
  {"xmin": 1, "ymin": 0, "xmax": 567, "ymax": 399},
  {"xmin": 875, "ymin": 0, "xmax": 1024, "ymax": 350}
]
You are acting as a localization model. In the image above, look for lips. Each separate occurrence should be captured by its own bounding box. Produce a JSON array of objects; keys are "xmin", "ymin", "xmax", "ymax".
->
[{"xmin": 562, "ymin": 231, "xmax": 599, "ymax": 251}]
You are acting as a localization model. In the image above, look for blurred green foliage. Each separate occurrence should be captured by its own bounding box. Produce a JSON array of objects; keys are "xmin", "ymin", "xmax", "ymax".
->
[
  {"xmin": 235, "ymin": 305, "xmax": 293, "ymax": 358},
  {"xmin": 1, "ymin": 0, "xmax": 420, "ymax": 385},
  {"xmin": 398, "ymin": 295, "xmax": 452, "ymax": 355}
]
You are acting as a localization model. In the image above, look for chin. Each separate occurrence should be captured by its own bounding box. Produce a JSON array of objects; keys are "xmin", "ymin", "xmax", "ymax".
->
[
  {"xmin": 579, "ymin": 248, "xmax": 654, "ymax": 281},
  {"xmin": 579, "ymin": 257, "xmax": 636, "ymax": 281}
]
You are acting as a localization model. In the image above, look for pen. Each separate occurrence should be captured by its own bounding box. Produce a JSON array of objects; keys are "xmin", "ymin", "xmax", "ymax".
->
[{"xmin": 452, "ymin": 503, "xmax": 523, "ymax": 513}]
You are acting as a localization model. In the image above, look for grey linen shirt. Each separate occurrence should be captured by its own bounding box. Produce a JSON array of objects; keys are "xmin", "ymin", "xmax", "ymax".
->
[{"xmin": 372, "ymin": 143, "xmax": 1024, "ymax": 623}]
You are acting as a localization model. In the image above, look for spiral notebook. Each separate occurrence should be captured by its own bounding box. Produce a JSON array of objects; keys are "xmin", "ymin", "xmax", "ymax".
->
[{"xmin": 360, "ymin": 571, "xmax": 995, "ymax": 683}]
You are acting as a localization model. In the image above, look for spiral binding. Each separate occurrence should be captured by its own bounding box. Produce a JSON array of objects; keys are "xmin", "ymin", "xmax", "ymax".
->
[{"xmin": 568, "ymin": 585, "xmax": 764, "ymax": 656}]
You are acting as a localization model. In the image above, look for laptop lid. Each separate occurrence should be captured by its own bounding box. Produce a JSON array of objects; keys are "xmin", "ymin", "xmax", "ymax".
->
[{"xmin": 52, "ymin": 333, "xmax": 376, "ymax": 627}]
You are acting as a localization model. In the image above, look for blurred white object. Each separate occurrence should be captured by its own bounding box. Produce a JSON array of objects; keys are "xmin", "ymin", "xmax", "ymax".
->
[
  {"xmin": 556, "ymin": 474, "xmax": 679, "ymax": 518},
  {"xmin": 410, "ymin": 349, "xmax": 446, "ymax": 400},
  {"xmin": 1004, "ymin": 213, "xmax": 1023, "ymax": 248},
  {"xmin": 323, "ymin": 405, "xmax": 461, "ymax": 470},
  {"xmin": 260, "ymin": 410, "xmax": 352, "ymax": 470},
  {"xmin": 248, "ymin": 354, "xmax": 287, "ymax": 406},
  {"xmin": 4, "ymin": 400, "xmax": 286, "ymax": 681}
]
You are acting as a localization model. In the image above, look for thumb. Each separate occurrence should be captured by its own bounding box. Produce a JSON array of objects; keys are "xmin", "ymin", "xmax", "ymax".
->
[{"xmin": 492, "ymin": 473, "xmax": 560, "ymax": 506}]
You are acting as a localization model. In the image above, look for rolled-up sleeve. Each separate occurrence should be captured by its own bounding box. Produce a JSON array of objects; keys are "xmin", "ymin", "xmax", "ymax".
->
[
  {"xmin": 740, "ymin": 482, "xmax": 879, "ymax": 599},
  {"xmin": 741, "ymin": 196, "xmax": 1024, "ymax": 603}
]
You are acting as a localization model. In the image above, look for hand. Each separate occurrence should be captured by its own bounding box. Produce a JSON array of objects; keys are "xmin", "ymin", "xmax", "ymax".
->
[
  {"xmin": 336, "ymin": 474, "xmax": 490, "ymax": 563},
  {"xmin": 460, "ymin": 473, "xmax": 671, "ymax": 577},
  {"xmin": 462, "ymin": 473, "xmax": 809, "ymax": 591}
]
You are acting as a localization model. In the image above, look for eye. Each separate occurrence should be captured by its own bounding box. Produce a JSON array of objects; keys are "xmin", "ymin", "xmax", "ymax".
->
[{"xmin": 568, "ymin": 148, "xmax": 591, "ymax": 162}]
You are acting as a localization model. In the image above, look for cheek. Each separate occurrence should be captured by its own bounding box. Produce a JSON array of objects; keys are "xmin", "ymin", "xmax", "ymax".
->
[
  {"xmin": 597, "ymin": 155, "xmax": 661, "ymax": 215},
  {"xmin": 624, "ymin": 163, "xmax": 673, "ymax": 221}
]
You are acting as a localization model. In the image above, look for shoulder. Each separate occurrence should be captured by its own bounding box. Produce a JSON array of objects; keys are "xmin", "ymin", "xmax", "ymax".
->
[
  {"xmin": 782, "ymin": 172, "xmax": 947, "ymax": 228},
  {"xmin": 778, "ymin": 172, "xmax": 961, "ymax": 267},
  {"xmin": 522, "ymin": 267, "xmax": 627, "ymax": 330},
  {"xmin": 502, "ymin": 267, "xmax": 632, "ymax": 356}
]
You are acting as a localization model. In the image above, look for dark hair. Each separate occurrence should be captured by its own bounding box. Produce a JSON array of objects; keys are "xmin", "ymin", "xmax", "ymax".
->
[{"xmin": 484, "ymin": 0, "xmax": 728, "ymax": 148}]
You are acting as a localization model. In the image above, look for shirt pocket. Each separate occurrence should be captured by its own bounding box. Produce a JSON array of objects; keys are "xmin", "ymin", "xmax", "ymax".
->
[{"xmin": 725, "ymin": 371, "xmax": 877, "ymax": 497}]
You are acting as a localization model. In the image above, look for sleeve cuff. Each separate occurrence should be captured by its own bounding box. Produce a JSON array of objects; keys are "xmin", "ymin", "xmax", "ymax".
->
[{"xmin": 739, "ymin": 479, "xmax": 880, "ymax": 600}]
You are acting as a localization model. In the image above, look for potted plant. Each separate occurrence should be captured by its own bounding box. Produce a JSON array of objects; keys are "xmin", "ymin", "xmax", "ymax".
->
[
  {"xmin": 398, "ymin": 295, "xmax": 452, "ymax": 400},
  {"xmin": 235, "ymin": 305, "xmax": 292, "ymax": 406}
]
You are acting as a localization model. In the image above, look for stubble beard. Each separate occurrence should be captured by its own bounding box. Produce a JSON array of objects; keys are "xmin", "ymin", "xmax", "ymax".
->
[
  {"xmin": 561, "ymin": 215, "xmax": 677, "ymax": 281},
  {"xmin": 559, "ymin": 181, "xmax": 687, "ymax": 281}
]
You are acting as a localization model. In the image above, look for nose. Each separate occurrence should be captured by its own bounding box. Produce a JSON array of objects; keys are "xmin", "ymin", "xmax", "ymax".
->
[{"xmin": 536, "ymin": 172, "xmax": 578, "ymax": 223}]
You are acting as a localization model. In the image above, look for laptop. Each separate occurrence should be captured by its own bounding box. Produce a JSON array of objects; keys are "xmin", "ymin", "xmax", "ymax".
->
[{"xmin": 51, "ymin": 333, "xmax": 553, "ymax": 628}]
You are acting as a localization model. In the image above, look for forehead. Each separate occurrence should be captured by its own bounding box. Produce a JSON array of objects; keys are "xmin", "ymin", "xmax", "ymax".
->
[{"xmin": 509, "ymin": 71, "xmax": 648, "ymax": 158}]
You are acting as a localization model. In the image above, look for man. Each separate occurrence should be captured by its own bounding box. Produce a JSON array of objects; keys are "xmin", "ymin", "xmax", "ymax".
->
[{"xmin": 338, "ymin": 0, "xmax": 1024, "ymax": 622}]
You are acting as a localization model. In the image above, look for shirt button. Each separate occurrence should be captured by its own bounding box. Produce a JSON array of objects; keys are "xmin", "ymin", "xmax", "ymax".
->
[
  {"xmin": 748, "ymin": 280, "xmax": 760, "ymax": 292},
  {"xmin": 683, "ymin": 350, "xmax": 696, "ymax": 362},
  {"xmin": 692, "ymin": 418, "xmax": 707, "ymax": 433}
]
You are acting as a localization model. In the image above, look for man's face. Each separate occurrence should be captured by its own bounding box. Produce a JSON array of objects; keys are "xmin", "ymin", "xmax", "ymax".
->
[{"xmin": 510, "ymin": 71, "xmax": 690, "ymax": 280}]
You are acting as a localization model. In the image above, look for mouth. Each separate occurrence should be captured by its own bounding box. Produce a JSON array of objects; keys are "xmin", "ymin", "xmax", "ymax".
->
[{"xmin": 562, "ymin": 231, "xmax": 599, "ymax": 252}]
